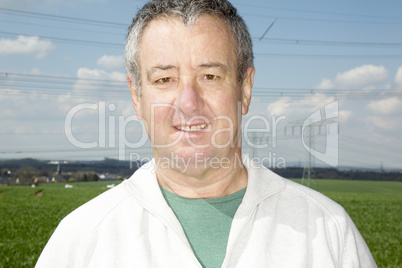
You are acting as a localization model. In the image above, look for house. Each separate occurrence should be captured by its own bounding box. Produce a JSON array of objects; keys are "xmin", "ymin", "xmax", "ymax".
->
[
  {"xmin": 33, "ymin": 176, "xmax": 49, "ymax": 185},
  {"xmin": 0, "ymin": 176, "xmax": 11, "ymax": 185},
  {"xmin": 98, "ymin": 173, "xmax": 122, "ymax": 181},
  {"xmin": 51, "ymin": 174, "xmax": 66, "ymax": 183}
]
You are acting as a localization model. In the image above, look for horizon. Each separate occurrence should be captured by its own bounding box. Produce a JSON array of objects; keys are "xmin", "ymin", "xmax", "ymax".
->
[
  {"xmin": 1, "ymin": 0, "xmax": 401, "ymax": 169},
  {"xmin": 0, "ymin": 156, "xmax": 400, "ymax": 172}
]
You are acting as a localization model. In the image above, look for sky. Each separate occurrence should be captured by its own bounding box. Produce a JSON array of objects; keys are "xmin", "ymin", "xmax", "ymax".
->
[{"xmin": 0, "ymin": 0, "xmax": 401, "ymax": 170}]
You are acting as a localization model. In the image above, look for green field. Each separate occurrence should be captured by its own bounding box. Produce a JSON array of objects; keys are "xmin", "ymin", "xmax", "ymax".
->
[
  {"xmin": 0, "ymin": 180, "xmax": 401, "ymax": 267},
  {"xmin": 298, "ymin": 179, "xmax": 402, "ymax": 268}
]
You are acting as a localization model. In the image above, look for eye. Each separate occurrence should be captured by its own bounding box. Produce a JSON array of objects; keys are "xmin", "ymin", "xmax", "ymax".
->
[
  {"xmin": 156, "ymin": 77, "xmax": 172, "ymax": 83},
  {"xmin": 205, "ymin": 74, "xmax": 217, "ymax": 80}
]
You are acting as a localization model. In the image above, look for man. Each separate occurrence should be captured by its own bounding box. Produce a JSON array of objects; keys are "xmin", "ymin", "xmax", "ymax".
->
[{"xmin": 36, "ymin": 0, "xmax": 376, "ymax": 267}]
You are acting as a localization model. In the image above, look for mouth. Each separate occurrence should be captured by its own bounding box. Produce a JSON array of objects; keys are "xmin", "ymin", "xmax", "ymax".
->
[{"xmin": 175, "ymin": 123, "xmax": 208, "ymax": 132}]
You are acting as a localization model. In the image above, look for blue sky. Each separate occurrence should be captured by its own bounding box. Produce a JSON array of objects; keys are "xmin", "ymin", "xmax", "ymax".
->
[{"xmin": 0, "ymin": 0, "xmax": 401, "ymax": 170}]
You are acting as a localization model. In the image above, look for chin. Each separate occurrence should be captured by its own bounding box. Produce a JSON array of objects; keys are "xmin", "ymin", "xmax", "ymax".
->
[{"xmin": 175, "ymin": 147, "xmax": 213, "ymax": 161}]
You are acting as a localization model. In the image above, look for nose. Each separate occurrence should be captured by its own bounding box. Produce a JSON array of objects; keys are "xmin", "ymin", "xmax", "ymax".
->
[{"xmin": 175, "ymin": 79, "xmax": 204, "ymax": 114}]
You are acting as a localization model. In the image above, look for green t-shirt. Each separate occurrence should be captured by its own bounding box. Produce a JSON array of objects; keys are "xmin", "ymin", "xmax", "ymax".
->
[{"xmin": 160, "ymin": 186, "xmax": 246, "ymax": 268}]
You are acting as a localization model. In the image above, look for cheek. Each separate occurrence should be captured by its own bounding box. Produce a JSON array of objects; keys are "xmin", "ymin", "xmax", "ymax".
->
[
  {"xmin": 140, "ymin": 100, "xmax": 180, "ymax": 136},
  {"xmin": 143, "ymin": 106, "xmax": 173, "ymax": 124},
  {"xmin": 212, "ymin": 95, "xmax": 240, "ymax": 117}
]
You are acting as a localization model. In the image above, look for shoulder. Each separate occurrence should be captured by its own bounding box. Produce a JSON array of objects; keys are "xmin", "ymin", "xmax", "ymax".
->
[
  {"xmin": 36, "ymin": 183, "xmax": 134, "ymax": 267},
  {"xmin": 61, "ymin": 182, "xmax": 131, "ymax": 227},
  {"xmin": 283, "ymin": 179, "xmax": 346, "ymax": 215},
  {"xmin": 54, "ymin": 161, "xmax": 159, "ymax": 235},
  {"xmin": 255, "ymin": 168, "xmax": 356, "ymax": 247},
  {"xmin": 245, "ymin": 158, "xmax": 349, "ymax": 226},
  {"xmin": 47, "ymin": 182, "xmax": 135, "ymax": 249},
  {"xmin": 241, "ymin": 164, "xmax": 376, "ymax": 267},
  {"xmin": 269, "ymin": 173, "xmax": 350, "ymax": 226},
  {"xmin": 245, "ymin": 156, "xmax": 345, "ymax": 216}
]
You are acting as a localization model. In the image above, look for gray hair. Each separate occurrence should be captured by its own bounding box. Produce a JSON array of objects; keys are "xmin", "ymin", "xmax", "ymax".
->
[{"xmin": 124, "ymin": 0, "xmax": 254, "ymax": 95}]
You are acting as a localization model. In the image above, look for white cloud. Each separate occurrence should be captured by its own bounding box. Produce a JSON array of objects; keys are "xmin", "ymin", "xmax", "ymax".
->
[
  {"xmin": 316, "ymin": 65, "xmax": 388, "ymax": 90},
  {"xmin": 334, "ymin": 65, "xmax": 388, "ymax": 87},
  {"xmin": 0, "ymin": 90, "xmax": 68, "ymax": 121},
  {"xmin": 76, "ymin": 68, "xmax": 125, "ymax": 81},
  {"xmin": 339, "ymin": 110, "xmax": 352, "ymax": 122},
  {"xmin": 299, "ymin": 93, "xmax": 335, "ymax": 111},
  {"xmin": 0, "ymin": 36, "xmax": 54, "ymax": 58},
  {"xmin": 316, "ymin": 78, "xmax": 334, "ymax": 90},
  {"xmin": 266, "ymin": 93, "xmax": 336, "ymax": 120},
  {"xmin": 394, "ymin": 67, "xmax": 402, "ymax": 87},
  {"xmin": 367, "ymin": 97, "xmax": 401, "ymax": 115},
  {"xmin": 73, "ymin": 68, "xmax": 127, "ymax": 99},
  {"xmin": 266, "ymin": 97, "xmax": 292, "ymax": 116},
  {"xmin": 97, "ymin": 55, "xmax": 124, "ymax": 69},
  {"xmin": 365, "ymin": 116, "xmax": 400, "ymax": 130}
]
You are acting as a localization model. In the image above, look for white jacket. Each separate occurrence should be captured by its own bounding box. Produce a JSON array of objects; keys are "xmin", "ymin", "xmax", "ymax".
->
[{"xmin": 36, "ymin": 158, "xmax": 376, "ymax": 268}]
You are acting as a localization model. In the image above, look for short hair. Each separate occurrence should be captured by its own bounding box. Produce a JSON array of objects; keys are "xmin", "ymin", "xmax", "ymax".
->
[{"xmin": 124, "ymin": 0, "xmax": 254, "ymax": 95}]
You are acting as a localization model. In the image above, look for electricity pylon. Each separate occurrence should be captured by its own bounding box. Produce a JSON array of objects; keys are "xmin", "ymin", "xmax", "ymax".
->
[{"xmin": 286, "ymin": 115, "xmax": 338, "ymax": 188}]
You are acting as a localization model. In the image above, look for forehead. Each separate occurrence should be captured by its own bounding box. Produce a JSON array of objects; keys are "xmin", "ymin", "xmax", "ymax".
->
[{"xmin": 138, "ymin": 15, "xmax": 236, "ymax": 71}]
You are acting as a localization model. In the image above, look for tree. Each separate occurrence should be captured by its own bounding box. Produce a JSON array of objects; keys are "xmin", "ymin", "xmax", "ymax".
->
[{"xmin": 13, "ymin": 166, "xmax": 39, "ymax": 185}]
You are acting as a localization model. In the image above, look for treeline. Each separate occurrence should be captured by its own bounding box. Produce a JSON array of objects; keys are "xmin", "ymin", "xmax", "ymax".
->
[
  {"xmin": 0, "ymin": 158, "xmax": 136, "ymax": 175},
  {"xmin": 0, "ymin": 166, "xmax": 100, "ymax": 186},
  {"xmin": 271, "ymin": 167, "xmax": 402, "ymax": 182},
  {"xmin": 0, "ymin": 158, "xmax": 140, "ymax": 186},
  {"xmin": 1, "ymin": 159, "xmax": 401, "ymax": 185}
]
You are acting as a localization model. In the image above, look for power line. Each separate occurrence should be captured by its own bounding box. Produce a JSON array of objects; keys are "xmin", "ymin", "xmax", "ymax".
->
[
  {"xmin": 3, "ymin": 5, "xmax": 402, "ymax": 30},
  {"xmin": 244, "ymin": 14, "xmax": 402, "ymax": 26},
  {"xmin": 0, "ymin": 19, "xmax": 125, "ymax": 36},
  {"xmin": 235, "ymin": 3, "xmax": 402, "ymax": 21},
  {"xmin": 1, "ymin": 73, "xmax": 401, "ymax": 101},
  {"xmin": 2, "ymin": 135, "xmax": 398, "ymax": 167},
  {"xmin": 253, "ymin": 86, "xmax": 402, "ymax": 92},
  {"xmin": 255, "ymin": 37, "xmax": 402, "ymax": 47},
  {"xmin": 259, "ymin": 18, "xmax": 277, "ymax": 41},
  {"xmin": 0, "ymin": 31, "xmax": 123, "ymax": 48},
  {"xmin": 256, "ymin": 53, "xmax": 402, "ymax": 59},
  {"xmin": 3, "ymin": 72, "xmax": 401, "ymax": 93},
  {"xmin": 0, "ymin": 7, "xmax": 127, "ymax": 28},
  {"xmin": 0, "ymin": 72, "xmax": 129, "ymax": 98},
  {"xmin": 1, "ymin": 30, "xmax": 401, "ymax": 49},
  {"xmin": 341, "ymin": 135, "xmax": 402, "ymax": 157},
  {"xmin": 0, "ymin": 72, "xmax": 125, "ymax": 84},
  {"xmin": 1, "ymin": 72, "xmax": 401, "ymax": 100},
  {"xmin": 2, "ymin": 83, "xmax": 400, "ymax": 100}
]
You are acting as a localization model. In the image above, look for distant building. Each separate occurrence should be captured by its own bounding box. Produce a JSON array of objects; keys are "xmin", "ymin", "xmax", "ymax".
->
[
  {"xmin": 98, "ymin": 173, "xmax": 122, "ymax": 181},
  {"xmin": 48, "ymin": 162, "xmax": 69, "ymax": 183},
  {"xmin": 34, "ymin": 176, "xmax": 49, "ymax": 184},
  {"xmin": 0, "ymin": 176, "xmax": 11, "ymax": 185},
  {"xmin": 51, "ymin": 174, "xmax": 66, "ymax": 183}
]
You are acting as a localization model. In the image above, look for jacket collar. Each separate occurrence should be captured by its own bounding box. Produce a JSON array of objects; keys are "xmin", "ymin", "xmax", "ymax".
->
[
  {"xmin": 123, "ymin": 156, "xmax": 287, "ymax": 257},
  {"xmin": 124, "ymin": 159, "xmax": 193, "ymax": 250},
  {"xmin": 241, "ymin": 154, "xmax": 287, "ymax": 209},
  {"xmin": 124, "ymin": 155, "xmax": 287, "ymax": 216}
]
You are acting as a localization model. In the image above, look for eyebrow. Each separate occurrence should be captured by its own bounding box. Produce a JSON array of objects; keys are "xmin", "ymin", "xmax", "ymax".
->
[
  {"xmin": 198, "ymin": 62, "xmax": 228, "ymax": 74},
  {"xmin": 146, "ymin": 65, "xmax": 176, "ymax": 82},
  {"xmin": 146, "ymin": 62, "xmax": 229, "ymax": 81}
]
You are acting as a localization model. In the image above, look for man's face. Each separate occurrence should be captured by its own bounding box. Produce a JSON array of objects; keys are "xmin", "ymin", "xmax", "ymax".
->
[{"xmin": 128, "ymin": 15, "xmax": 254, "ymax": 171}]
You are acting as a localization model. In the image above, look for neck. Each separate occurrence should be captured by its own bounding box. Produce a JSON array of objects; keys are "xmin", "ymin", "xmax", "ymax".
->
[{"xmin": 155, "ymin": 152, "xmax": 247, "ymax": 199}]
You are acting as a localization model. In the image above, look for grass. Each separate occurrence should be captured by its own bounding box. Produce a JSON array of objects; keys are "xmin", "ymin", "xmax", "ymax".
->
[
  {"xmin": 294, "ymin": 179, "xmax": 402, "ymax": 267},
  {"xmin": 296, "ymin": 179, "xmax": 402, "ymax": 193},
  {"xmin": 0, "ymin": 179, "xmax": 401, "ymax": 267},
  {"xmin": 328, "ymin": 192, "xmax": 401, "ymax": 267},
  {"xmin": 0, "ymin": 183, "xmax": 112, "ymax": 267}
]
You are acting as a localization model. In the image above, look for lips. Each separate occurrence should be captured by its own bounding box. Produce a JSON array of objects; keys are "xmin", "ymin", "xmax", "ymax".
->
[{"xmin": 175, "ymin": 123, "xmax": 208, "ymax": 132}]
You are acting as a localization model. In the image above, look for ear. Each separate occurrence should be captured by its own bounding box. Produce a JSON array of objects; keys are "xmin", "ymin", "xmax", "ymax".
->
[
  {"xmin": 241, "ymin": 67, "xmax": 255, "ymax": 115},
  {"xmin": 127, "ymin": 74, "xmax": 143, "ymax": 120}
]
